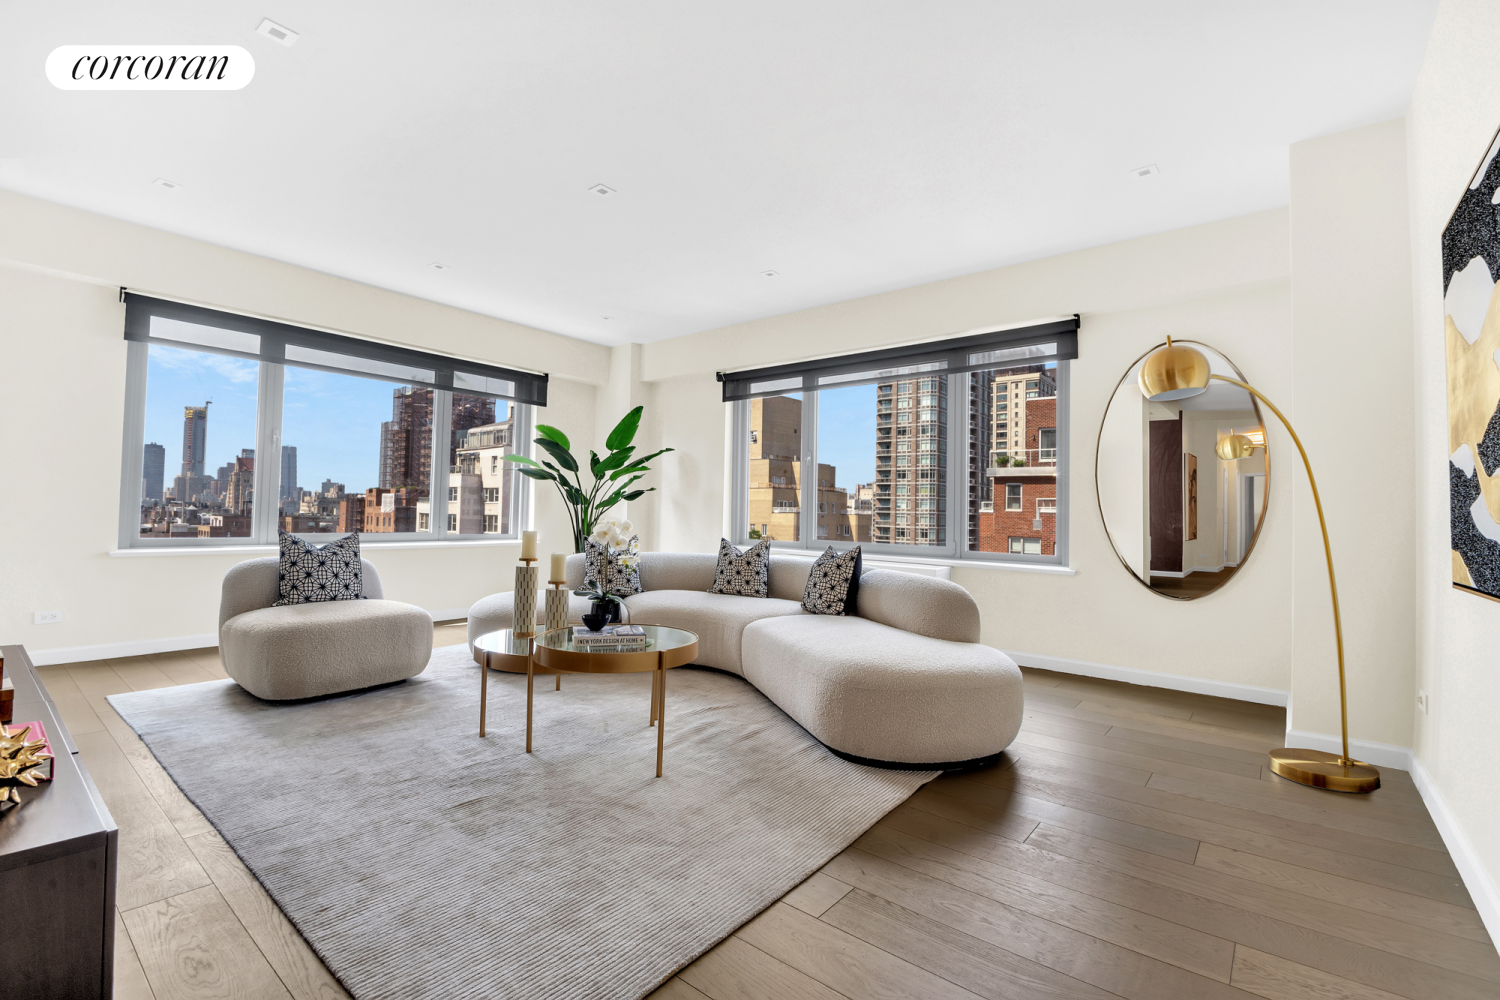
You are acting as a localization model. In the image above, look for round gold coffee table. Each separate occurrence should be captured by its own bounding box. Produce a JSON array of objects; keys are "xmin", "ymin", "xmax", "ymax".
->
[
  {"xmin": 475, "ymin": 629, "xmax": 561, "ymax": 738},
  {"xmin": 531, "ymin": 625, "xmax": 699, "ymax": 777}
]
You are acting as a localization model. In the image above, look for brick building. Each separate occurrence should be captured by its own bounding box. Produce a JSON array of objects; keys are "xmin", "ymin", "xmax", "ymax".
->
[{"xmin": 976, "ymin": 393, "xmax": 1058, "ymax": 554}]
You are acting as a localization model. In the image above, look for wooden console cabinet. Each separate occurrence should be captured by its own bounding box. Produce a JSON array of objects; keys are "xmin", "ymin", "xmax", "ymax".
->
[{"xmin": 0, "ymin": 645, "xmax": 118, "ymax": 998}]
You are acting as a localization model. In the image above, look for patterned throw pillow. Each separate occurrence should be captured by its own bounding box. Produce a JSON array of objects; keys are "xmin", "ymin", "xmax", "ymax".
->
[
  {"xmin": 802, "ymin": 546, "xmax": 862, "ymax": 616},
  {"xmin": 583, "ymin": 535, "xmax": 643, "ymax": 596},
  {"xmin": 709, "ymin": 538, "xmax": 771, "ymax": 598},
  {"xmin": 274, "ymin": 531, "xmax": 365, "ymax": 606}
]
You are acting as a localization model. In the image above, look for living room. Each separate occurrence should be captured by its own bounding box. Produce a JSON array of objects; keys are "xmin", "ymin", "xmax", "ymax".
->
[{"xmin": 2, "ymin": 4, "xmax": 1498, "ymax": 999}]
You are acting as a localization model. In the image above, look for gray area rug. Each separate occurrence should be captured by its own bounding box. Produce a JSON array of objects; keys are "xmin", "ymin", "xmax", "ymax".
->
[{"xmin": 109, "ymin": 644, "xmax": 935, "ymax": 1000}]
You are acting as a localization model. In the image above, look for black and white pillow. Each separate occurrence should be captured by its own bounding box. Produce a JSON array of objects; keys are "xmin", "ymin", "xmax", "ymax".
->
[
  {"xmin": 274, "ymin": 530, "xmax": 365, "ymax": 606},
  {"xmin": 584, "ymin": 535, "xmax": 643, "ymax": 596},
  {"xmin": 708, "ymin": 538, "xmax": 771, "ymax": 598},
  {"xmin": 802, "ymin": 545, "xmax": 862, "ymax": 616}
]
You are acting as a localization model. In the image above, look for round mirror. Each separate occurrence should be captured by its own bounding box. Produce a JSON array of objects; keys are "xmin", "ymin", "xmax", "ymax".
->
[{"xmin": 1095, "ymin": 341, "xmax": 1269, "ymax": 600}]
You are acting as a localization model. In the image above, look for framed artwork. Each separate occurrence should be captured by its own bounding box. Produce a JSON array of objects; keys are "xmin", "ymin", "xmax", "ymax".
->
[
  {"xmin": 1445, "ymin": 125, "xmax": 1500, "ymax": 601},
  {"xmin": 1186, "ymin": 453, "xmax": 1198, "ymax": 541}
]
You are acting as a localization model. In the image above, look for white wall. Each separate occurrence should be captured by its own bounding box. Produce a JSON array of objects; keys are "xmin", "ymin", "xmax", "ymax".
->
[
  {"xmin": 1408, "ymin": 0, "xmax": 1500, "ymax": 938},
  {"xmin": 1288, "ymin": 120, "xmax": 1416, "ymax": 752},
  {"xmin": 638, "ymin": 212, "xmax": 1299, "ymax": 695},
  {"xmin": 0, "ymin": 191, "xmax": 609, "ymax": 660}
]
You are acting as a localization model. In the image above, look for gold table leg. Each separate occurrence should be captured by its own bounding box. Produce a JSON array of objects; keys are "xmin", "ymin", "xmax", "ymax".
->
[
  {"xmin": 526, "ymin": 652, "xmax": 534, "ymax": 754},
  {"xmin": 479, "ymin": 652, "xmax": 488, "ymax": 737},
  {"xmin": 656, "ymin": 653, "xmax": 665, "ymax": 778}
]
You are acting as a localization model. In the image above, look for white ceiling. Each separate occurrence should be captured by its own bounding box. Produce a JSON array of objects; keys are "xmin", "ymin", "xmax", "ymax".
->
[{"xmin": 0, "ymin": 2, "xmax": 1437, "ymax": 346}]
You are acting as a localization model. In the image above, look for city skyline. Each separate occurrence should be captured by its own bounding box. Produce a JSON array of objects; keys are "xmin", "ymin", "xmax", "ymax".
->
[{"xmin": 144, "ymin": 345, "xmax": 514, "ymax": 505}]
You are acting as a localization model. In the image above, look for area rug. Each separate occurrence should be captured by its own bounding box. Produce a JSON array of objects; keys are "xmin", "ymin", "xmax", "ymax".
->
[{"xmin": 109, "ymin": 644, "xmax": 936, "ymax": 1000}]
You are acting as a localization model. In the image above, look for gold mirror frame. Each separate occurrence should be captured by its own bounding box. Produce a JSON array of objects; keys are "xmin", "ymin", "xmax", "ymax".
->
[{"xmin": 1094, "ymin": 340, "xmax": 1271, "ymax": 601}]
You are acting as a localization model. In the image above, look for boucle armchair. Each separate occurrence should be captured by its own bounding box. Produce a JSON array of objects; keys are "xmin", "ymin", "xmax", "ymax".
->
[{"xmin": 220, "ymin": 556, "xmax": 433, "ymax": 700}]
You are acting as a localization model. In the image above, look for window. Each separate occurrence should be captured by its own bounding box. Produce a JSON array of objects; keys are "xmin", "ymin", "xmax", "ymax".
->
[
  {"xmin": 1037, "ymin": 497, "xmax": 1057, "ymax": 515},
  {"xmin": 485, "ymin": 514, "xmax": 499, "ymax": 532},
  {"xmin": 484, "ymin": 487, "xmax": 501, "ymax": 503},
  {"xmin": 119, "ymin": 294, "xmax": 537, "ymax": 547},
  {"xmin": 1009, "ymin": 537, "xmax": 1042, "ymax": 554},
  {"xmin": 724, "ymin": 316, "xmax": 1073, "ymax": 562}
]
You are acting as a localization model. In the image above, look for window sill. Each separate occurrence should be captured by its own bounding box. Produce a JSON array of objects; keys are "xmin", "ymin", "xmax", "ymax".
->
[
  {"xmin": 109, "ymin": 538, "xmax": 518, "ymax": 557},
  {"xmin": 764, "ymin": 548, "xmax": 1076, "ymax": 577}
]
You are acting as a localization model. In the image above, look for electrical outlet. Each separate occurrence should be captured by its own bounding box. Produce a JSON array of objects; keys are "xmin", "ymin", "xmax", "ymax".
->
[
  {"xmin": 1417, "ymin": 689, "xmax": 1429, "ymax": 714},
  {"xmin": 33, "ymin": 610, "xmax": 62, "ymax": 624}
]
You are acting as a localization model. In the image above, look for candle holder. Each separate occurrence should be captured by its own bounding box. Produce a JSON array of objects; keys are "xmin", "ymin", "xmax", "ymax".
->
[
  {"xmin": 544, "ymin": 580, "xmax": 570, "ymax": 635},
  {"xmin": 512, "ymin": 558, "xmax": 539, "ymax": 638}
]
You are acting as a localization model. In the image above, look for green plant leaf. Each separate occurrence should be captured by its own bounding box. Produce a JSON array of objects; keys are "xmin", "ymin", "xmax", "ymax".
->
[
  {"xmin": 535, "ymin": 437, "xmax": 578, "ymax": 473},
  {"xmin": 595, "ymin": 446, "xmax": 636, "ymax": 475},
  {"xmin": 535, "ymin": 424, "xmax": 571, "ymax": 451},
  {"xmin": 503, "ymin": 455, "xmax": 543, "ymax": 468},
  {"xmin": 623, "ymin": 489, "xmax": 650, "ymax": 501},
  {"xmin": 588, "ymin": 450, "xmax": 601, "ymax": 477},
  {"xmin": 517, "ymin": 468, "xmax": 555, "ymax": 482},
  {"xmin": 563, "ymin": 483, "xmax": 590, "ymax": 506},
  {"xmin": 605, "ymin": 406, "xmax": 643, "ymax": 452},
  {"xmin": 611, "ymin": 447, "xmax": 674, "ymax": 477}
]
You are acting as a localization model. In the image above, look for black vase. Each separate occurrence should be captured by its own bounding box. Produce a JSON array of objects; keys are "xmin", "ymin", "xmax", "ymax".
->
[
  {"xmin": 591, "ymin": 599, "xmax": 622, "ymax": 623},
  {"xmin": 581, "ymin": 612, "xmax": 608, "ymax": 633}
]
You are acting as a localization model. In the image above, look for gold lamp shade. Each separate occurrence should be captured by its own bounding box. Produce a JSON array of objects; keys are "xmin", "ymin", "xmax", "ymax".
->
[
  {"xmin": 1216, "ymin": 433, "xmax": 1259, "ymax": 461},
  {"xmin": 1139, "ymin": 337, "xmax": 1211, "ymax": 401}
]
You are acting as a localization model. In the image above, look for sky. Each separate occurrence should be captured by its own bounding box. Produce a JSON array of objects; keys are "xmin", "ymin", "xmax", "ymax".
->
[
  {"xmin": 142, "ymin": 344, "xmax": 508, "ymax": 497},
  {"xmin": 815, "ymin": 384, "xmax": 876, "ymax": 491}
]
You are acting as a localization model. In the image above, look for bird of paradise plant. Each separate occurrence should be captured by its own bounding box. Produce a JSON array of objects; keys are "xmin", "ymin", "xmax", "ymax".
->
[{"xmin": 504, "ymin": 406, "xmax": 672, "ymax": 553}]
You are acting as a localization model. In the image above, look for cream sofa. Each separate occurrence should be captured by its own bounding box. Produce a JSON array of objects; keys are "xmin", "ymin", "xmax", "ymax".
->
[
  {"xmin": 467, "ymin": 552, "xmax": 1023, "ymax": 767},
  {"xmin": 221, "ymin": 557, "xmax": 433, "ymax": 700}
]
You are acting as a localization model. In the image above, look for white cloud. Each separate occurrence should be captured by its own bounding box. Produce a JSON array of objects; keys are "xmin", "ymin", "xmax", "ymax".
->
[{"xmin": 151, "ymin": 346, "xmax": 258, "ymax": 384}]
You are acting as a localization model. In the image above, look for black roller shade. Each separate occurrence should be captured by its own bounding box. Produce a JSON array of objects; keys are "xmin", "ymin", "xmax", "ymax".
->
[
  {"xmin": 123, "ymin": 293, "xmax": 548, "ymax": 406},
  {"xmin": 718, "ymin": 316, "xmax": 1078, "ymax": 401}
]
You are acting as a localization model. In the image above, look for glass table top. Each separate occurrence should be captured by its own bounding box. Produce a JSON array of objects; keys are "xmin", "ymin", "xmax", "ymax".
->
[
  {"xmin": 534, "ymin": 624, "xmax": 698, "ymax": 655},
  {"xmin": 472, "ymin": 629, "xmax": 535, "ymax": 657}
]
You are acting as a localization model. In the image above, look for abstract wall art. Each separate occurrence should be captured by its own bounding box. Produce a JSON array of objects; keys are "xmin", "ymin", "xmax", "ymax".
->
[{"xmin": 1445, "ymin": 126, "xmax": 1500, "ymax": 601}]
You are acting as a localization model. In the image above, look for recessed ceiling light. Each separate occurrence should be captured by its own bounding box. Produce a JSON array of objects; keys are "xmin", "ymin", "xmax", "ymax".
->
[
  {"xmin": 588, "ymin": 184, "xmax": 616, "ymax": 197},
  {"xmin": 1131, "ymin": 164, "xmax": 1161, "ymax": 179},
  {"xmin": 760, "ymin": 270, "xmax": 780, "ymax": 278},
  {"xmin": 152, "ymin": 177, "xmax": 182, "ymax": 190},
  {"xmin": 257, "ymin": 18, "xmax": 299, "ymax": 47},
  {"xmin": 428, "ymin": 262, "xmax": 450, "ymax": 271},
  {"xmin": 602, "ymin": 316, "xmax": 611, "ymax": 320}
]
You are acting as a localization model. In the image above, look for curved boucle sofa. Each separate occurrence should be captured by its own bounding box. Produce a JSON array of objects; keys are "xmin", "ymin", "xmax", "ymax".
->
[{"xmin": 466, "ymin": 551, "xmax": 1023, "ymax": 768}]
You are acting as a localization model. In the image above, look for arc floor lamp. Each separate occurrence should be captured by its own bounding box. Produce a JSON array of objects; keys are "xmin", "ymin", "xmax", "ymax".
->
[{"xmin": 1138, "ymin": 338, "xmax": 1380, "ymax": 794}]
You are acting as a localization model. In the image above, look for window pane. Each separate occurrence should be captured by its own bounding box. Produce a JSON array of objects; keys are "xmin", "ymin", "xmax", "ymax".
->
[
  {"xmin": 280, "ymin": 373, "xmax": 456, "ymax": 533},
  {"xmin": 869, "ymin": 377, "xmax": 946, "ymax": 547},
  {"xmin": 139, "ymin": 344, "xmax": 259, "ymax": 538},
  {"xmin": 453, "ymin": 398, "xmax": 516, "ymax": 535},
  {"xmin": 745, "ymin": 393, "xmax": 802, "ymax": 541},
  {"xmin": 971, "ymin": 363, "xmax": 1059, "ymax": 554},
  {"xmin": 810, "ymin": 385, "xmax": 876, "ymax": 545}
]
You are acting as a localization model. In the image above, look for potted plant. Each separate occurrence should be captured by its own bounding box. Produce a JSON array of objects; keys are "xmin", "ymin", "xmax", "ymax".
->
[
  {"xmin": 505, "ymin": 406, "xmax": 672, "ymax": 553},
  {"xmin": 575, "ymin": 520, "xmax": 640, "ymax": 625}
]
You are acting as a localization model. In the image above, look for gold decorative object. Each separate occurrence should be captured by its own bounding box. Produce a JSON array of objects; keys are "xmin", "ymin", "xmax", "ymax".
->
[
  {"xmin": 1137, "ymin": 337, "xmax": 1379, "ymax": 793},
  {"xmin": 0, "ymin": 723, "xmax": 54, "ymax": 812}
]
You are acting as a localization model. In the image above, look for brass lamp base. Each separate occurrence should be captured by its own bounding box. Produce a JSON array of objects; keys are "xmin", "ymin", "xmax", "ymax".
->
[{"xmin": 1269, "ymin": 748, "xmax": 1380, "ymax": 794}]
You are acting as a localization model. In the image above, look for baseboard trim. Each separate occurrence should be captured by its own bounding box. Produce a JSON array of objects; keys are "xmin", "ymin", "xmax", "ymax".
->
[
  {"xmin": 1281, "ymin": 729, "xmax": 1413, "ymax": 771},
  {"xmin": 1410, "ymin": 755, "xmax": 1500, "ymax": 944},
  {"xmin": 1003, "ymin": 650, "xmax": 1289, "ymax": 707},
  {"xmin": 28, "ymin": 632, "xmax": 219, "ymax": 666},
  {"xmin": 26, "ymin": 607, "xmax": 471, "ymax": 666}
]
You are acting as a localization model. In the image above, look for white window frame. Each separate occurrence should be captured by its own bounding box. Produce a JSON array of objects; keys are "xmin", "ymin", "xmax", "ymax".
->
[
  {"xmin": 727, "ymin": 360, "xmax": 1069, "ymax": 566},
  {"xmin": 118, "ymin": 340, "xmax": 534, "ymax": 549}
]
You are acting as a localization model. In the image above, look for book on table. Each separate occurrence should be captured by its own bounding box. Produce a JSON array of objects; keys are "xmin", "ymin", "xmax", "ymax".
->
[{"xmin": 571, "ymin": 624, "xmax": 648, "ymax": 648}]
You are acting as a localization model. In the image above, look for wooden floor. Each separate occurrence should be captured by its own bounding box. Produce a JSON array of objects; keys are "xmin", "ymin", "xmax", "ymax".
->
[
  {"xmin": 1149, "ymin": 568, "xmax": 1235, "ymax": 598},
  {"xmin": 37, "ymin": 627, "xmax": 1497, "ymax": 1000}
]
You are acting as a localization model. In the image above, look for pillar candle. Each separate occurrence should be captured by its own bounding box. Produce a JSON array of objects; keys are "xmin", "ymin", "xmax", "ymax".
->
[
  {"xmin": 550, "ymin": 552, "xmax": 566, "ymax": 584},
  {"xmin": 520, "ymin": 530, "xmax": 538, "ymax": 561}
]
